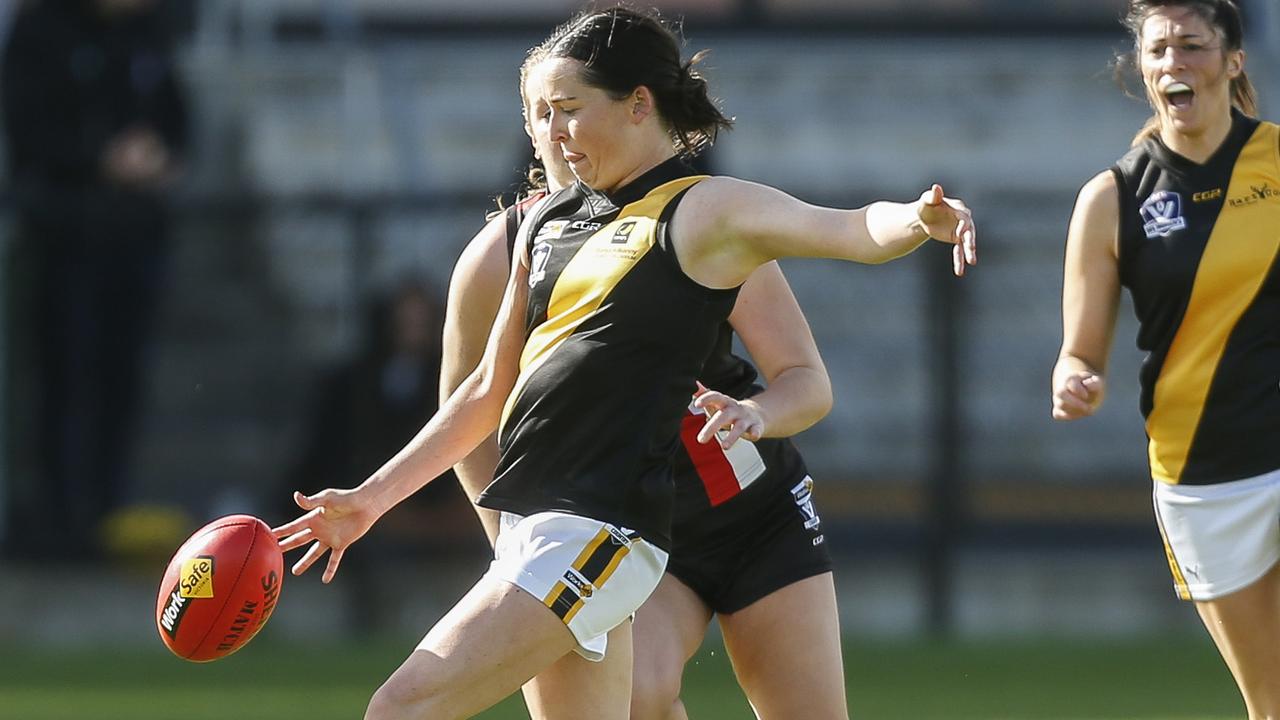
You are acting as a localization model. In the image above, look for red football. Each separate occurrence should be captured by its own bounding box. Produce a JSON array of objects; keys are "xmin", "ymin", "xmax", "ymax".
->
[{"xmin": 155, "ymin": 514, "xmax": 283, "ymax": 662}]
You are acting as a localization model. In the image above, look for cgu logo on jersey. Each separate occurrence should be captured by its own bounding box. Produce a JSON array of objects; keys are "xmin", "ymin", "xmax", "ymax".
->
[
  {"xmin": 790, "ymin": 476, "xmax": 821, "ymax": 531},
  {"xmin": 1228, "ymin": 183, "xmax": 1280, "ymax": 208},
  {"xmin": 570, "ymin": 220, "xmax": 603, "ymax": 232},
  {"xmin": 1141, "ymin": 191, "xmax": 1187, "ymax": 239}
]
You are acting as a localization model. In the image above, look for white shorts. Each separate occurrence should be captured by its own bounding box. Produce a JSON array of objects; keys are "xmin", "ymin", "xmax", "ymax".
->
[
  {"xmin": 483, "ymin": 511, "xmax": 668, "ymax": 661},
  {"xmin": 1153, "ymin": 467, "xmax": 1280, "ymax": 601}
]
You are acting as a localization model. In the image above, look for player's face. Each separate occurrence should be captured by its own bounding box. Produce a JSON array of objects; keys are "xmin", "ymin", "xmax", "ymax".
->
[
  {"xmin": 1139, "ymin": 6, "xmax": 1242, "ymax": 139},
  {"xmin": 522, "ymin": 63, "xmax": 575, "ymax": 192},
  {"xmin": 530, "ymin": 57, "xmax": 638, "ymax": 192}
]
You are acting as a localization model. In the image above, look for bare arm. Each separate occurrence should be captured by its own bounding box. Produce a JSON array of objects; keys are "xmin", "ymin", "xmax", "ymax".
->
[
  {"xmin": 1052, "ymin": 170, "xmax": 1122, "ymax": 420},
  {"xmin": 274, "ymin": 231, "xmax": 532, "ymax": 580},
  {"xmin": 439, "ymin": 214, "xmax": 511, "ymax": 544},
  {"xmin": 671, "ymin": 177, "xmax": 976, "ymax": 289},
  {"xmin": 695, "ymin": 261, "xmax": 832, "ymax": 447}
]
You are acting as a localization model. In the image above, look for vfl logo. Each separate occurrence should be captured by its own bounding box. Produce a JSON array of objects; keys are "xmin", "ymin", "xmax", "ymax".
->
[
  {"xmin": 611, "ymin": 221, "xmax": 637, "ymax": 244},
  {"xmin": 529, "ymin": 241, "xmax": 553, "ymax": 288},
  {"xmin": 1141, "ymin": 191, "xmax": 1187, "ymax": 238},
  {"xmin": 179, "ymin": 556, "xmax": 215, "ymax": 599},
  {"xmin": 790, "ymin": 476, "xmax": 822, "ymax": 531}
]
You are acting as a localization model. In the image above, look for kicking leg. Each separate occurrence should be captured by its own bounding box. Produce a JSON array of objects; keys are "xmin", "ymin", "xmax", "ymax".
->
[{"xmin": 364, "ymin": 575, "xmax": 581, "ymax": 720}]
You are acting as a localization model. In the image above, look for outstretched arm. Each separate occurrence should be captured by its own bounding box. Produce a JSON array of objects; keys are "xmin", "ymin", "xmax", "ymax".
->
[
  {"xmin": 274, "ymin": 230, "xmax": 532, "ymax": 581},
  {"xmin": 671, "ymin": 177, "xmax": 977, "ymax": 289},
  {"xmin": 1052, "ymin": 170, "xmax": 1122, "ymax": 421},
  {"xmin": 439, "ymin": 213, "xmax": 511, "ymax": 545}
]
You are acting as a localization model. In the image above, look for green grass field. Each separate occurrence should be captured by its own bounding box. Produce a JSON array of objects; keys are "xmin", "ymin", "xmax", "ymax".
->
[{"xmin": 0, "ymin": 636, "xmax": 1242, "ymax": 719}]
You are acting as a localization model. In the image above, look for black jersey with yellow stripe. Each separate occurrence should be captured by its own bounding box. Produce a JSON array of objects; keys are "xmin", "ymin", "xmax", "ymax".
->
[
  {"xmin": 478, "ymin": 157, "xmax": 740, "ymax": 549},
  {"xmin": 1112, "ymin": 110, "xmax": 1280, "ymax": 485}
]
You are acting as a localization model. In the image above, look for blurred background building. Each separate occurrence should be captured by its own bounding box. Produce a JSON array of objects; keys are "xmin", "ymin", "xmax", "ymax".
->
[{"xmin": 0, "ymin": 0, "xmax": 1277, "ymax": 647}]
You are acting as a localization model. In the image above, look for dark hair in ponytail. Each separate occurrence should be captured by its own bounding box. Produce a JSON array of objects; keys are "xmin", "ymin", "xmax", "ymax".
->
[
  {"xmin": 532, "ymin": 5, "xmax": 733, "ymax": 156},
  {"xmin": 1119, "ymin": 0, "xmax": 1257, "ymax": 145}
]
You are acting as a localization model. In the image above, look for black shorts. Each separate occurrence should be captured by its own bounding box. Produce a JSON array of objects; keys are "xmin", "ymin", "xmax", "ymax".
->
[{"xmin": 666, "ymin": 437, "xmax": 833, "ymax": 614}]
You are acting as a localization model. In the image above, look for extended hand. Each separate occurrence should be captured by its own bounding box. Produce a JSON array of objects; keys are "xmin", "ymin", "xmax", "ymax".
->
[
  {"xmin": 917, "ymin": 184, "xmax": 977, "ymax": 277},
  {"xmin": 693, "ymin": 382, "xmax": 764, "ymax": 449},
  {"xmin": 272, "ymin": 489, "xmax": 379, "ymax": 583}
]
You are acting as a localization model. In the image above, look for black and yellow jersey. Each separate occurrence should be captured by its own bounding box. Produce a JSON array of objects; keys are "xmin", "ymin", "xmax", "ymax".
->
[
  {"xmin": 1111, "ymin": 110, "xmax": 1280, "ymax": 485},
  {"xmin": 477, "ymin": 157, "xmax": 740, "ymax": 548}
]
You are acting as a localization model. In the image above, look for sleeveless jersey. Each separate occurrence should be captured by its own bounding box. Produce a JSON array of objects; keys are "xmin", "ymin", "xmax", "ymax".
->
[
  {"xmin": 1111, "ymin": 110, "xmax": 1280, "ymax": 485},
  {"xmin": 669, "ymin": 322, "xmax": 811, "ymax": 543},
  {"xmin": 477, "ymin": 158, "xmax": 740, "ymax": 548}
]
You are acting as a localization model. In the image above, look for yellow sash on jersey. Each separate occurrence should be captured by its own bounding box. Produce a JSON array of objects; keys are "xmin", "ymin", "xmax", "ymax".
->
[
  {"xmin": 499, "ymin": 175, "xmax": 707, "ymax": 435},
  {"xmin": 1147, "ymin": 122, "xmax": 1280, "ymax": 483}
]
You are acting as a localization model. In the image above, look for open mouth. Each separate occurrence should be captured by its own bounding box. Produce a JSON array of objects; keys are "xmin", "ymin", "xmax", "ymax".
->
[{"xmin": 1164, "ymin": 81, "xmax": 1195, "ymax": 110}]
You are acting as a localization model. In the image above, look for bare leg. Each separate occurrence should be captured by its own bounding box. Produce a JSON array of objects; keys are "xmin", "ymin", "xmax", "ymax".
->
[
  {"xmin": 1194, "ymin": 562, "xmax": 1280, "ymax": 720},
  {"xmin": 629, "ymin": 574, "xmax": 714, "ymax": 720},
  {"xmin": 718, "ymin": 573, "xmax": 848, "ymax": 720},
  {"xmin": 364, "ymin": 576, "xmax": 589, "ymax": 720},
  {"xmin": 522, "ymin": 622, "xmax": 634, "ymax": 720}
]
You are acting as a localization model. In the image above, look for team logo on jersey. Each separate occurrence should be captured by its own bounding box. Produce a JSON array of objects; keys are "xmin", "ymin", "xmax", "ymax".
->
[
  {"xmin": 611, "ymin": 221, "xmax": 637, "ymax": 244},
  {"xmin": 790, "ymin": 476, "xmax": 821, "ymax": 531},
  {"xmin": 534, "ymin": 219, "xmax": 568, "ymax": 243},
  {"xmin": 529, "ymin": 241, "xmax": 553, "ymax": 288},
  {"xmin": 1140, "ymin": 191, "xmax": 1187, "ymax": 238},
  {"xmin": 1228, "ymin": 183, "xmax": 1280, "ymax": 208}
]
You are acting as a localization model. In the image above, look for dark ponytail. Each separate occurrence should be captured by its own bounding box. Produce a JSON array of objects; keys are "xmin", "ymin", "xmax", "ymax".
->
[
  {"xmin": 534, "ymin": 5, "xmax": 733, "ymax": 157},
  {"xmin": 1120, "ymin": 0, "xmax": 1257, "ymax": 145}
]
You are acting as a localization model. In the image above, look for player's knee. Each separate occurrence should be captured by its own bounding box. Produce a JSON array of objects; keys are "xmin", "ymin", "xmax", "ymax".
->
[
  {"xmin": 365, "ymin": 675, "xmax": 457, "ymax": 720},
  {"xmin": 629, "ymin": 659, "xmax": 683, "ymax": 720}
]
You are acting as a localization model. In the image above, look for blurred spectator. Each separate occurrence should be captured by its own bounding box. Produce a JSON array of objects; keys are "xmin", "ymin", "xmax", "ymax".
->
[
  {"xmin": 1, "ymin": 0, "xmax": 188, "ymax": 560},
  {"xmin": 278, "ymin": 277, "xmax": 481, "ymax": 553}
]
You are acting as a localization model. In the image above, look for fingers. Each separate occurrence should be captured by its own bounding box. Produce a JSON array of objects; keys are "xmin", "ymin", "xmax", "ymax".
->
[
  {"xmin": 953, "ymin": 242, "xmax": 965, "ymax": 277},
  {"xmin": 276, "ymin": 527, "xmax": 315, "ymax": 553},
  {"xmin": 718, "ymin": 418, "xmax": 763, "ymax": 448},
  {"xmin": 923, "ymin": 183, "xmax": 944, "ymax": 206},
  {"xmin": 693, "ymin": 390, "xmax": 728, "ymax": 416},
  {"xmin": 291, "ymin": 540, "xmax": 328, "ymax": 577},
  {"xmin": 696, "ymin": 408, "xmax": 730, "ymax": 445},
  {"xmin": 322, "ymin": 547, "xmax": 345, "ymax": 584},
  {"xmin": 1051, "ymin": 374, "xmax": 1101, "ymax": 420},
  {"xmin": 271, "ymin": 507, "xmax": 321, "ymax": 540},
  {"xmin": 956, "ymin": 206, "xmax": 977, "ymax": 266},
  {"xmin": 692, "ymin": 380, "xmax": 709, "ymax": 398}
]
